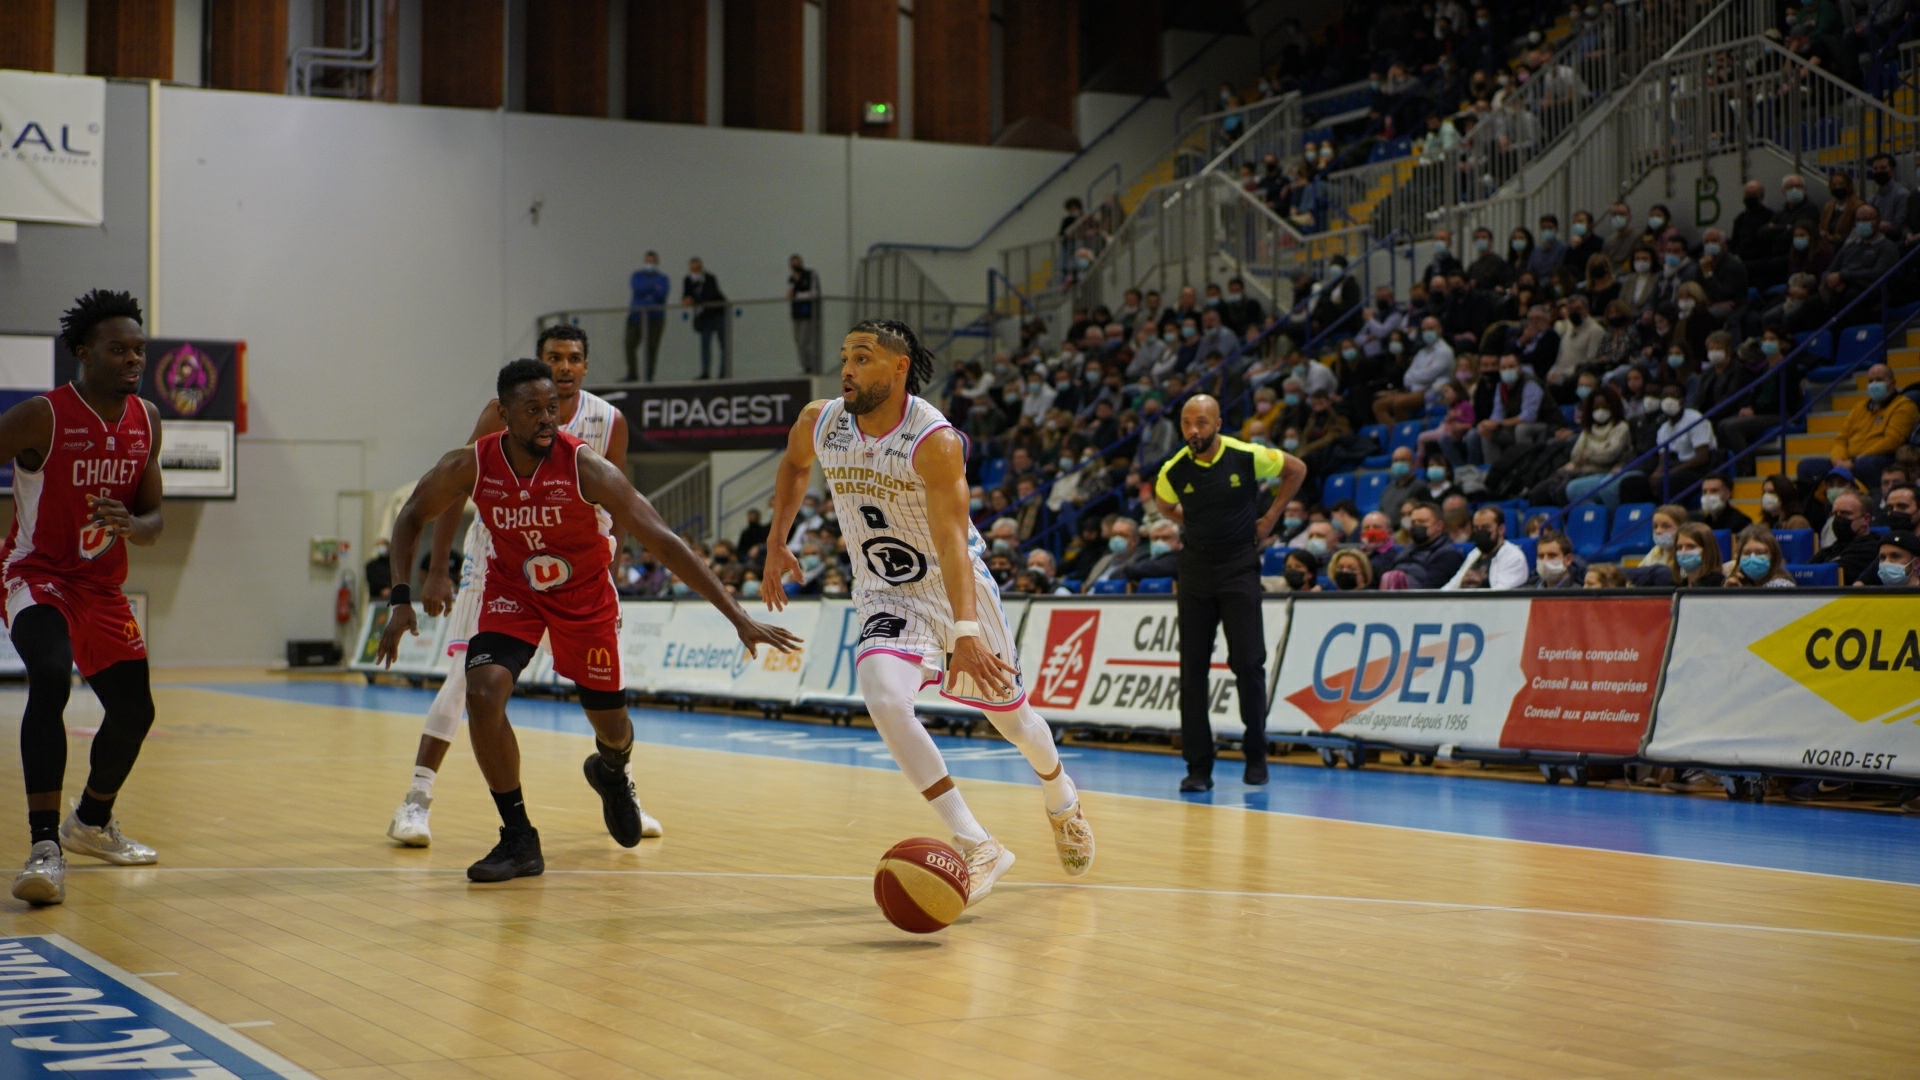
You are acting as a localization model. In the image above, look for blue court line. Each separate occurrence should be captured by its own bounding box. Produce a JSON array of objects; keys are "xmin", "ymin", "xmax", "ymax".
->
[{"xmin": 190, "ymin": 681, "xmax": 1920, "ymax": 887}]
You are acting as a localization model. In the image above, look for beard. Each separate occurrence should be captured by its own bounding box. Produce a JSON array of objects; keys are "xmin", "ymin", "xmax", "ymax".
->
[
  {"xmin": 1186, "ymin": 432, "xmax": 1217, "ymax": 457},
  {"xmin": 845, "ymin": 380, "xmax": 894, "ymax": 416}
]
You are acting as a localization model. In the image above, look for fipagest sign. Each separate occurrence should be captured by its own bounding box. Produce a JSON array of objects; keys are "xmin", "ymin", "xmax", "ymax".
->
[
  {"xmin": 1017, "ymin": 597, "xmax": 1290, "ymax": 734},
  {"xmin": 0, "ymin": 70, "xmax": 105, "ymax": 226},
  {"xmin": 1648, "ymin": 592, "xmax": 1920, "ymax": 779},
  {"xmin": 1270, "ymin": 595, "xmax": 1671, "ymax": 754}
]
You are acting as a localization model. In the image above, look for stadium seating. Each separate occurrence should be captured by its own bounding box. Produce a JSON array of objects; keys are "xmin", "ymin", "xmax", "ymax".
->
[
  {"xmin": 1713, "ymin": 530, "xmax": 1732, "ymax": 561},
  {"xmin": 1389, "ymin": 421, "xmax": 1424, "ymax": 456},
  {"xmin": 1323, "ymin": 472, "xmax": 1356, "ymax": 505},
  {"xmin": 1358, "ymin": 424, "xmax": 1391, "ymax": 468},
  {"xmin": 1565, "ymin": 504, "xmax": 1609, "ymax": 557},
  {"xmin": 1356, "ymin": 470, "xmax": 1393, "ymax": 513},
  {"xmin": 1137, "ymin": 577, "xmax": 1174, "ymax": 593},
  {"xmin": 1595, "ymin": 503, "xmax": 1656, "ymax": 562},
  {"xmin": 979, "ymin": 457, "xmax": 1007, "ymax": 489},
  {"xmin": 1836, "ymin": 324, "xmax": 1884, "ymax": 372},
  {"xmin": 1092, "ymin": 579, "xmax": 1128, "ymax": 594},
  {"xmin": 1262, "ymin": 547, "xmax": 1289, "ymax": 575},
  {"xmin": 1790, "ymin": 563, "xmax": 1840, "ymax": 587},
  {"xmin": 1776, "ymin": 528, "xmax": 1815, "ymax": 564},
  {"xmin": 1511, "ymin": 536, "xmax": 1537, "ymax": 571}
]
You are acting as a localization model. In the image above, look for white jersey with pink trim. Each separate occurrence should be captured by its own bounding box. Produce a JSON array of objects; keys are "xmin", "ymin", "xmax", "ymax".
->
[{"xmin": 811, "ymin": 394, "xmax": 989, "ymax": 600}]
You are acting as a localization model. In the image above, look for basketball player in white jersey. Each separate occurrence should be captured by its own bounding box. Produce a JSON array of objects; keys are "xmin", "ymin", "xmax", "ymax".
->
[
  {"xmin": 385, "ymin": 324, "xmax": 633, "ymax": 845},
  {"xmin": 765, "ymin": 320, "xmax": 1093, "ymax": 903}
]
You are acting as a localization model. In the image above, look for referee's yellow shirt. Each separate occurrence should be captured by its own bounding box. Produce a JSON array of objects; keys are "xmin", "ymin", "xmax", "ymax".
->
[{"xmin": 1155, "ymin": 436, "xmax": 1287, "ymax": 568}]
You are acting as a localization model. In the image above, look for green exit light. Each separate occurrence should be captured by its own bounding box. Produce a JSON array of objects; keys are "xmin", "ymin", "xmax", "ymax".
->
[{"xmin": 863, "ymin": 102, "xmax": 893, "ymax": 125}]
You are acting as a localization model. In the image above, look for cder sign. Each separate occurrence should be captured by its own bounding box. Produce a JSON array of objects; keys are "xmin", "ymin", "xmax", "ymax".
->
[
  {"xmin": 595, "ymin": 378, "xmax": 810, "ymax": 452},
  {"xmin": 1270, "ymin": 595, "xmax": 1670, "ymax": 754}
]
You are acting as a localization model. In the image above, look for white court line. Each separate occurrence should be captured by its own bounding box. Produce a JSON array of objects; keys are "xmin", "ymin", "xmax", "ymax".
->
[{"xmin": 65, "ymin": 866, "xmax": 1920, "ymax": 945}]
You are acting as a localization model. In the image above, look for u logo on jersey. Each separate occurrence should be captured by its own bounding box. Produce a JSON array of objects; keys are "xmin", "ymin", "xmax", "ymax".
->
[
  {"xmin": 524, "ymin": 553, "xmax": 573, "ymax": 591},
  {"xmin": 79, "ymin": 524, "xmax": 115, "ymax": 561}
]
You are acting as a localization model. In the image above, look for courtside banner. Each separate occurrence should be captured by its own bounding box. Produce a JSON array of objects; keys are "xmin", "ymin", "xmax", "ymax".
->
[
  {"xmin": 348, "ymin": 603, "xmax": 451, "ymax": 676},
  {"xmin": 0, "ymin": 70, "xmax": 105, "ymax": 226},
  {"xmin": 1647, "ymin": 592, "xmax": 1920, "ymax": 779},
  {"xmin": 617, "ymin": 600, "xmax": 676, "ymax": 688},
  {"xmin": 592, "ymin": 379, "xmax": 810, "ymax": 452},
  {"xmin": 1018, "ymin": 597, "xmax": 1289, "ymax": 733},
  {"xmin": 1270, "ymin": 595, "xmax": 1670, "ymax": 754},
  {"xmin": 632, "ymin": 599, "xmax": 821, "ymax": 699},
  {"xmin": 795, "ymin": 597, "xmax": 1029, "ymax": 715}
]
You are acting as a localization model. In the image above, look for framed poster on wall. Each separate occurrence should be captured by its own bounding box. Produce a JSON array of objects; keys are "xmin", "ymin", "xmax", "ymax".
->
[{"xmin": 158, "ymin": 420, "xmax": 235, "ymax": 499}]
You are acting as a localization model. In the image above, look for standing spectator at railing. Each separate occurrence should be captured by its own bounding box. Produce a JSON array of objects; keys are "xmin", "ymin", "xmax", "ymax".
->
[
  {"xmin": 1814, "ymin": 489, "xmax": 1882, "ymax": 583},
  {"xmin": 1602, "ymin": 203, "xmax": 1639, "ymax": 271},
  {"xmin": 1822, "ymin": 206, "xmax": 1900, "ymax": 323},
  {"xmin": 1421, "ymin": 229, "xmax": 1464, "ymax": 283},
  {"xmin": 1374, "ymin": 316, "xmax": 1455, "ymax": 424},
  {"xmin": 786, "ymin": 254, "xmax": 821, "ymax": 374},
  {"xmin": 1819, "ymin": 169, "xmax": 1866, "ymax": 248},
  {"xmin": 1672, "ymin": 523, "xmax": 1725, "ymax": 587},
  {"xmin": 681, "ymin": 257, "xmax": 728, "ymax": 379},
  {"xmin": 626, "ymin": 250, "xmax": 670, "ymax": 382},
  {"xmin": 1696, "ymin": 475, "xmax": 1753, "ymax": 533},
  {"xmin": 1442, "ymin": 505, "xmax": 1527, "ymax": 590},
  {"xmin": 1727, "ymin": 525, "xmax": 1797, "ymax": 588}
]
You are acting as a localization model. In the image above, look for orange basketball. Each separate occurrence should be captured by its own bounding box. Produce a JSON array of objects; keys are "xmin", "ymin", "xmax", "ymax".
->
[{"xmin": 873, "ymin": 837, "xmax": 971, "ymax": 933}]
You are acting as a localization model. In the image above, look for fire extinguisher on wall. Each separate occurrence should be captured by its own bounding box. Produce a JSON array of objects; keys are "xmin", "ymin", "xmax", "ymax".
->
[{"xmin": 337, "ymin": 569, "xmax": 356, "ymax": 626}]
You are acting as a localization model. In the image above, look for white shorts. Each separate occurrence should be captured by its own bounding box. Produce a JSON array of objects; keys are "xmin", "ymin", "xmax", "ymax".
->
[
  {"xmin": 443, "ymin": 528, "xmax": 490, "ymax": 657},
  {"xmin": 853, "ymin": 570, "xmax": 1025, "ymax": 711}
]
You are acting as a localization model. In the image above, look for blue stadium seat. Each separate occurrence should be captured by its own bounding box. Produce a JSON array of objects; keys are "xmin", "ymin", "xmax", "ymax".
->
[
  {"xmin": 1560, "ymin": 404, "xmax": 1577, "ymax": 424},
  {"xmin": 1511, "ymin": 536, "xmax": 1537, "ymax": 571},
  {"xmin": 1595, "ymin": 502, "xmax": 1656, "ymax": 562},
  {"xmin": 1713, "ymin": 529, "xmax": 1732, "ymax": 561},
  {"xmin": 1061, "ymin": 578, "xmax": 1082, "ymax": 592},
  {"xmin": 1091, "ymin": 579, "xmax": 1128, "ymax": 594},
  {"xmin": 1790, "ymin": 563, "xmax": 1840, "ymax": 587},
  {"xmin": 1837, "ymin": 324, "xmax": 1884, "ymax": 371},
  {"xmin": 1794, "ymin": 330, "xmax": 1833, "ymax": 362},
  {"xmin": 1566, "ymin": 504, "xmax": 1609, "ymax": 557},
  {"xmin": 1356, "ymin": 470, "xmax": 1393, "ymax": 513},
  {"xmin": 1390, "ymin": 421, "xmax": 1423, "ymax": 455},
  {"xmin": 1888, "ymin": 299, "xmax": 1920, "ymax": 325},
  {"xmin": 1261, "ymin": 547, "xmax": 1289, "ymax": 575},
  {"xmin": 1776, "ymin": 528, "xmax": 1815, "ymax": 564},
  {"xmin": 1323, "ymin": 472, "xmax": 1357, "ymax": 505},
  {"xmin": 1136, "ymin": 577, "xmax": 1174, "ymax": 594},
  {"xmin": 1358, "ymin": 424, "xmax": 1391, "ymax": 468},
  {"xmin": 980, "ymin": 457, "xmax": 1007, "ymax": 488},
  {"xmin": 1452, "ymin": 541, "xmax": 1475, "ymax": 559}
]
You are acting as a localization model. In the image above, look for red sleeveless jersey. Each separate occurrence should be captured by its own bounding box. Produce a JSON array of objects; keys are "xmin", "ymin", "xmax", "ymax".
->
[
  {"xmin": 1, "ymin": 384, "xmax": 151, "ymax": 591},
  {"xmin": 471, "ymin": 428, "xmax": 614, "ymax": 605}
]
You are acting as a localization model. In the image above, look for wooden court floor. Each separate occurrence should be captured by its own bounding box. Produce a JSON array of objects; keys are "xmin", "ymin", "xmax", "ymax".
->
[{"xmin": 0, "ymin": 672, "xmax": 1914, "ymax": 1079}]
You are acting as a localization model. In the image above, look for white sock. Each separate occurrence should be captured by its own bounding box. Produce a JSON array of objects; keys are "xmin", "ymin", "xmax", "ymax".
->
[
  {"xmin": 409, "ymin": 766, "xmax": 435, "ymax": 802},
  {"xmin": 983, "ymin": 701, "xmax": 1074, "ymax": 813},
  {"xmin": 927, "ymin": 787, "xmax": 990, "ymax": 846}
]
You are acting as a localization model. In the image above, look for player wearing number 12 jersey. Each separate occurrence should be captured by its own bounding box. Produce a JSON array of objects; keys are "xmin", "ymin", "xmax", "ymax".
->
[
  {"xmin": 378, "ymin": 360, "xmax": 801, "ymax": 881},
  {"xmin": 764, "ymin": 320, "xmax": 1093, "ymax": 905},
  {"xmin": 0, "ymin": 291, "xmax": 167, "ymax": 906}
]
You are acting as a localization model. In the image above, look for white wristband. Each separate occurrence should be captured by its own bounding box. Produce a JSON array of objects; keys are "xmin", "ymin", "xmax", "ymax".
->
[{"xmin": 950, "ymin": 620, "xmax": 982, "ymax": 647}]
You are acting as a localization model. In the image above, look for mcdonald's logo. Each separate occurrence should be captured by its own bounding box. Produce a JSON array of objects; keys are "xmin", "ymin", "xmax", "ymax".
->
[
  {"xmin": 585, "ymin": 647, "xmax": 613, "ymax": 668},
  {"xmin": 122, "ymin": 620, "xmax": 142, "ymax": 644}
]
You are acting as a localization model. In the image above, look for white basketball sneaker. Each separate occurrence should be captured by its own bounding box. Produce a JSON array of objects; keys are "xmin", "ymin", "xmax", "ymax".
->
[
  {"xmin": 639, "ymin": 808, "xmax": 664, "ymax": 839},
  {"xmin": 387, "ymin": 792, "xmax": 433, "ymax": 847},
  {"xmin": 1047, "ymin": 800, "xmax": 1094, "ymax": 876},
  {"xmin": 11, "ymin": 841, "xmax": 66, "ymax": 906},
  {"xmin": 957, "ymin": 836, "xmax": 1014, "ymax": 906},
  {"xmin": 58, "ymin": 803, "xmax": 157, "ymax": 865}
]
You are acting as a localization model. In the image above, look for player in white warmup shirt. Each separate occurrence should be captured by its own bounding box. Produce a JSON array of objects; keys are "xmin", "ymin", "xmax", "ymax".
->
[
  {"xmin": 764, "ymin": 320, "xmax": 1093, "ymax": 903},
  {"xmin": 384, "ymin": 325, "xmax": 646, "ymax": 846}
]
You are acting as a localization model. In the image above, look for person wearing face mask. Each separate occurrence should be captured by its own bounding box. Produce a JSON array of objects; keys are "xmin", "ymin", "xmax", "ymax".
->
[
  {"xmin": 1731, "ymin": 180, "xmax": 1776, "ymax": 264},
  {"xmin": 1373, "ymin": 316, "xmax": 1456, "ymax": 424},
  {"xmin": 1326, "ymin": 547, "xmax": 1375, "ymax": 591},
  {"xmin": 1697, "ymin": 227, "xmax": 1748, "ymax": 319},
  {"xmin": 1620, "ymin": 246, "xmax": 1660, "ymax": 311},
  {"xmin": 1419, "ymin": 454, "xmax": 1461, "ymax": 504},
  {"xmin": 625, "ymin": 249, "xmax": 671, "ymax": 382},
  {"xmin": 1640, "ymin": 203, "xmax": 1678, "ymax": 249},
  {"xmin": 1688, "ymin": 328, "xmax": 1744, "ymax": 413},
  {"xmin": 1469, "ymin": 353, "xmax": 1548, "ymax": 468},
  {"xmin": 1651, "ymin": 239, "xmax": 1700, "ymax": 311},
  {"xmin": 1755, "ymin": 473, "xmax": 1813, "ymax": 531},
  {"xmin": 1807, "ymin": 363, "xmax": 1917, "ymax": 492},
  {"xmin": 1602, "ymin": 203, "xmax": 1640, "ymax": 270},
  {"xmin": 1421, "ymin": 228, "xmax": 1465, "ymax": 283},
  {"xmin": 1355, "ymin": 509, "xmax": 1403, "ymax": 575},
  {"xmin": 1356, "ymin": 286, "xmax": 1406, "ymax": 361},
  {"xmin": 1376, "ymin": 447, "xmax": 1422, "ymax": 527},
  {"xmin": 1876, "ymin": 476, "xmax": 1919, "ymax": 528},
  {"xmin": 1547, "ymin": 295, "xmax": 1603, "ymax": 393},
  {"xmin": 1294, "ymin": 390, "xmax": 1352, "ymax": 475},
  {"xmin": 1724, "ymin": 525, "xmax": 1796, "ymax": 588},
  {"xmin": 1441, "ymin": 506, "xmax": 1528, "ymax": 590},
  {"xmin": 1379, "ymin": 502, "xmax": 1464, "ymax": 589},
  {"xmin": 1524, "ymin": 530, "xmax": 1585, "ymax": 589},
  {"xmin": 1818, "ymin": 168, "xmax": 1865, "ymax": 247},
  {"xmin": 1561, "ymin": 210, "xmax": 1603, "ymax": 269},
  {"xmin": 1864, "ymin": 530, "xmax": 1920, "ymax": 594},
  {"xmin": 1544, "ymin": 384, "xmax": 1631, "ymax": 506},
  {"xmin": 1812, "ymin": 489, "xmax": 1882, "ymax": 583},
  {"xmin": 1785, "ymin": 222, "xmax": 1835, "ymax": 282},
  {"xmin": 1821, "ymin": 205, "xmax": 1901, "ymax": 317},
  {"xmin": 1080, "ymin": 516, "xmax": 1148, "ymax": 591},
  {"xmin": 1468, "ymin": 227, "xmax": 1515, "ymax": 291},
  {"xmin": 1220, "ymin": 276, "xmax": 1264, "ymax": 337},
  {"xmin": 1694, "ymin": 474, "xmax": 1753, "ymax": 532},
  {"xmin": 1528, "ymin": 215, "xmax": 1568, "ymax": 278},
  {"xmin": 1671, "ymin": 522, "xmax": 1726, "ymax": 587},
  {"xmin": 1718, "ymin": 332, "xmax": 1805, "ymax": 457}
]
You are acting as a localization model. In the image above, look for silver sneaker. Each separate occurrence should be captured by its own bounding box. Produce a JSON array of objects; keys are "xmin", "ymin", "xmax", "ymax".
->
[
  {"xmin": 59, "ymin": 802, "xmax": 157, "ymax": 865},
  {"xmin": 11, "ymin": 841, "xmax": 66, "ymax": 906},
  {"xmin": 387, "ymin": 791, "xmax": 433, "ymax": 847}
]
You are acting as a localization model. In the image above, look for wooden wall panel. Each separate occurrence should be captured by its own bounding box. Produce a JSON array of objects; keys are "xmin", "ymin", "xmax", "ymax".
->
[
  {"xmin": 1001, "ymin": 0, "xmax": 1078, "ymax": 147},
  {"xmin": 913, "ymin": 0, "xmax": 990, "ymax": 145},
  {"xmin": 0, "ymin": 0, "xmax": 56, "ymax": 72},
  {"xmin": 824, "ymin": 0, "xmax": 896, "ymax": 136},
  {"xmin": 87, "ymin": 0, "xmax": 174, "ymax": 80},
  {"xmin": 209, "ymin": 0, "xmax": 289, "ymax": 93},
  {"xmin": 723, "ymin": 0, "xmax": 802, "ymax": 132},
  {"xmin": 626, "ymin": 0, "xmax": 705, "ymax": 124},
  {"xmin": 421, "ymin": 0, "xmax": 504, "ymax": 109},
  {"xmin": 526, "ymin": 0, "xmax": 608, "ymax": 116}
]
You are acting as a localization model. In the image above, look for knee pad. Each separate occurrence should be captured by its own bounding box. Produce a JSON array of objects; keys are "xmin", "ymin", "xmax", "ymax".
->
[{"xmin": 577, "ymin": 686, "xmax": 627, "ymax": 711}]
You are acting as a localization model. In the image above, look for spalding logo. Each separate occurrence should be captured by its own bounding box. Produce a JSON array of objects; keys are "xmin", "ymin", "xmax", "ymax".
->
[
  {"xmin": 524, "ymin": 553, "xmax": 573, "ymax": 591},
  {"xmin": 922, "ymin": 849, "xmax": 964, "ymax": 878},
  {"xmin": 79, "ymin": 524, "xmax": 115, "ymax": 561}
]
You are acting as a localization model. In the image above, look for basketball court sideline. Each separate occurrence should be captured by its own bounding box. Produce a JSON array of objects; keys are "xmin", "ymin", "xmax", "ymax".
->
[{"xmin": 0, "ymin": 674, "xmax": 1912, "ymax": 1079}]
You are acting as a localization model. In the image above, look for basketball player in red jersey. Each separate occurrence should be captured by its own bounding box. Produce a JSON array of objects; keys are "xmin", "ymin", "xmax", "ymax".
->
[
  {"xmin": 378, "ymin": 360, "xmax": 802, "ymax": 881},
  {"xmin": 0, "ymin": 291, "xmax": 165, "ymax": 906}
]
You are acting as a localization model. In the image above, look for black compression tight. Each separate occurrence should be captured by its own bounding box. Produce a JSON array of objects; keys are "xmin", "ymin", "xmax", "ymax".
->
[{"xmin": 12, "ymin": 605, "xmax": 156, "ymax": 798}]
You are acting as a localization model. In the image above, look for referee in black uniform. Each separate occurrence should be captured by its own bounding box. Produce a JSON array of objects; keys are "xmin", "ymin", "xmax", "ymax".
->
[{"xmin": 1154, "ymin": 394, "xmax": 1306, "ymax": 791}]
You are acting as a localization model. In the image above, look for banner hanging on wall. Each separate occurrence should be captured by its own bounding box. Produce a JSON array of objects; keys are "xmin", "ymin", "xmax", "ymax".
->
[
  {"xmin": 0, "ymin": 70, "xmax": 105, "ymax": 226},
  {"xmin": 1269, "ymin": 595, "xmax": 1672, "ymax": 755},
  {"xmin": 1647, "ymin": 593, "xmax": 1920, "ymax": 780},
  {"xmin": 1017, "ymin": 597, "xmax": 1290, "ymax": 734},
  {"xmin": 593, "ymin": 379, "xmax": 811, "ymax": 452},
  {"xmin": 56, "ymin": 338, "xmax": 247, "ymax": 499}
]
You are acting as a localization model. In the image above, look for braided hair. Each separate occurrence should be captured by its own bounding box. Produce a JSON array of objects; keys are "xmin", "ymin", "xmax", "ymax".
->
[
  {"xmin": 59, "ymin": 289, "xmax": 143, "ymax": 354},
  {"xmin": 848, "ymin": 318, "xmax": 935, "ymax": 395}
]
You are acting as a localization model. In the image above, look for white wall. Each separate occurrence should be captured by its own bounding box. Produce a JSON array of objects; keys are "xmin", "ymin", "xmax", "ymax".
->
[{"xmin": 126, "ymin": 86, "xmax": 1066, "ymax": 663}]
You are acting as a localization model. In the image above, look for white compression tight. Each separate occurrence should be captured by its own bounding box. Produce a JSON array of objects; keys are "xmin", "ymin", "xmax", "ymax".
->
[
  {"xmin": 421, "ymin": 659, "xmax": 466, "ymax": 743},
  {"xmin": 856, "ymin": 652, "xmax": 1064, "ymax": 790}
]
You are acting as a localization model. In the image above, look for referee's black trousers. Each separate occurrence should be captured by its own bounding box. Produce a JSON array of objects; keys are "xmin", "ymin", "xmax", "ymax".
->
[{"xmin": 1177, "ymin": 565, "xmax": 1268, "ymax": 778}]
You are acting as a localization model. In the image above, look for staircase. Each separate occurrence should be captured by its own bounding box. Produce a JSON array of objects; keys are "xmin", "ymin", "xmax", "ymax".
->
[{"xmin": 1730, "ymin": 333, "xmax": 1920, "ymax": 517}]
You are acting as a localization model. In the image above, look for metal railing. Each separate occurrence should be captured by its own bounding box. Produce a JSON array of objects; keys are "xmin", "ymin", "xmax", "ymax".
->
[
  {"xmin": 290, "ymin": 0, "xmax": 386, "ymax": 98},
  {"xmin": 713, "ymin": 448, "xmax": 786, "ymax": 546},
  {"xmin": 648, "ymin": 461, "xmax": 711, "ymax": 542}
]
